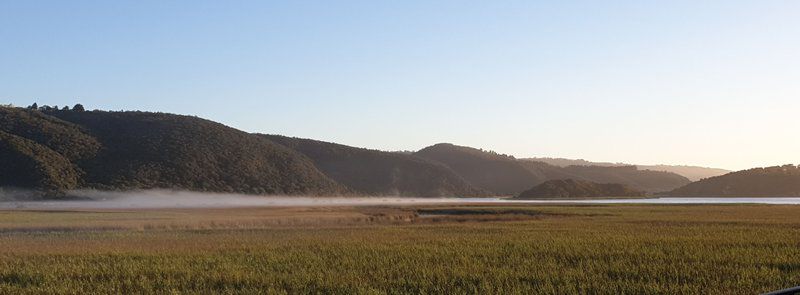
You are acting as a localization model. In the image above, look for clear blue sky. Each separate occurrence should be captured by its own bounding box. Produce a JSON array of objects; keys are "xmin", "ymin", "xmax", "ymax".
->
[{"xmin": 2, "ymin": 1, "xmax": 799, "ymax": 170}]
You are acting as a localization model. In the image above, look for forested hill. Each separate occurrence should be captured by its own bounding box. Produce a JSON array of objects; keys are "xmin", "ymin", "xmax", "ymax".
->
[
  {"xmin": 260, "ymin": 135, "xmax": 486, "ymax": 197},
  {"xmin": 1, "ymin": 106, "xmax": 344, "ymax": 196},
  {"xmin": 0, "ymin": 105, "xmax": 484, "ymax": 198},
  {"xmin": 515, "ymin": 179, "xmax": 645, "ymax": 199},
  {"xmin": 415, "ymin": 143, "xmax": 691, "ymax": 195},
  {"xmin": 0, "ymin": 105, "xmax": 715, "ymax": 198},
  {"xmin": 415, "ymin": 143, "xmax": 545, "ymax": 195},
  {"xmin": 526, "ymin": 157, "xmax": 729, "ymax": 181},
  {"xmin": 558, "ymin": 165, "xmax": 690, "ymax": 194},
  {"xmin": 665, "ymin": 165, "xmax": 800, "ymax": 197}
]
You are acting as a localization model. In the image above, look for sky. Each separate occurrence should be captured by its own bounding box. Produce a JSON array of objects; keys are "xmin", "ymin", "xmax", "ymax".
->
[{"xmin": 1, "ymin": 1, "xmax": 799, "ymax": 171}]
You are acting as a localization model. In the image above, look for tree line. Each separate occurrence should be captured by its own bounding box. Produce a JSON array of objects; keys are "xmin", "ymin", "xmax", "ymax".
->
[{"xmin": 26, "ymin": 102, "xmax": 86, "ymax": 112}]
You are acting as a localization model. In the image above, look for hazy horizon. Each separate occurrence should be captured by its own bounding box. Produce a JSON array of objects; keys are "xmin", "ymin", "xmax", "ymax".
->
[{"xmin": 3, "ymin": 1, "xmax": 798, "ymax": 171}]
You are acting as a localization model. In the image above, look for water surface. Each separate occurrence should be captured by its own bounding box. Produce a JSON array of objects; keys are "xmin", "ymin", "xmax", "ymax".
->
[{"xmin": 471, "ymin": 197, "xmax": 800, "ymax": 205}]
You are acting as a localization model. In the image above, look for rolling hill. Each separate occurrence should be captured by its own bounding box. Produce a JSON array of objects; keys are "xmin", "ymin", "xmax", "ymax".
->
[
  {"xmin": 636, "ymin": 165, "xmax": 730, "ymax": 182},
  {"xmin": 526, "ymin": 157, "xmax": 729, "ymax": 181},
  {"xmin": 665, "ymin": 165, "xmax": 800, "ymax": 197},
  {"xmin": 0, "ymin": 105, "xmax": 735, "ymax": 198},
  {"xmin": 515, "ymin": 179, "xmax": 645, "ymax": 199},
  {"xmin": 1, "ymin": 106, "xmax": 484, "ymax": 198},
  {"xmin": 0, "ymin": 130, "xmax": 82, "ymax": 193},
  {"xmin": 415, "ymin": 143, "xmax": 545, "ymax": 195},
  {"xmin": 558, "ymin": 165, "xmax": 690, "ymax": 194},
  {"xmin": 1, "ymin": 106, "xmax": 345, "ymax": 196},
  {"xmin": 260, "ymin": 135, "xmax": 485, "ymax": 197},
  {"xmin": 416, "ymin": 143, "xmax": 691, "ymax": 195}
]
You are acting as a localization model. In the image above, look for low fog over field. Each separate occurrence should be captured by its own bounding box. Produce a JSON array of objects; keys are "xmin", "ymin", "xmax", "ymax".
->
[
  {"xmin": 2, "ymin": 189, "xmax": 800, "ymax": 210},
  {"xmin": 0, "ymin": 189, "xmax": 472, "ymax": 210}
]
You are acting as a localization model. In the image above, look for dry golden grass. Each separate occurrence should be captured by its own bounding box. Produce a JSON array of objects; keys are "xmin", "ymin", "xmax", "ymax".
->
[{"xmin": 0, "ymin": 204, "xmax": 798, "ymax": 294}]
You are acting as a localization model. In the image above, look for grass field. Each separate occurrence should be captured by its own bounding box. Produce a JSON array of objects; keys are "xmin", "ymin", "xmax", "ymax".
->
[{"xmin": 0, "ymin": 203, "xmax": 798, "ymax": 294}]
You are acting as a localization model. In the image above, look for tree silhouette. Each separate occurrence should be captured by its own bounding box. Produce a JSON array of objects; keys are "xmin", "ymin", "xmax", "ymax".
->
[{"xmin": 73, "ymin": 104, "xmax": 85, "ymax": 112}]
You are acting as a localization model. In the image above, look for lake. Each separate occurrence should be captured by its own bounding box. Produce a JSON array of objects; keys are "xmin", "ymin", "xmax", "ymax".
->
[{"xmin": 463, "ymin": 197, "xmax": 800, "ymax": 205}]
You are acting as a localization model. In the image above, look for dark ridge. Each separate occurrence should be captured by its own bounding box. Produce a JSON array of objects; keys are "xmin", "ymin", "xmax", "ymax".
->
[
  {"xmin": 415, "ymin": 143, "xmax": 544, "ymax": 196},
  {"xmin": 519, "ymin": 161, "xmax": 584, "ymax": 182},
  {"xmin": 0, "ymin": 107, "xmax": 100, "ymax": 161},
  {"xmin": 261, "ymin": 135, "xmax": 486, "ymax": 197},
  {"xmin": 665, "ymin": 165, "xmax": 800, "ymax": 197},
  {"xmin": 0, "ymin": 106, "xmax": 706, "ymax": 198},
  {"xmin": 415, "ymin": 143, "xmax": 690, "ymax": 195},
  {"xmin": 0, "ymin": 130, "xmax": 81, "ymax": 192},
  {"xmin": 558, "ymin": 165, "xmax": 690, "ymax": 193},
  {"xmin": 525, "ymin": 157, "xmax": 730, "ymax": 181},
  {"xmin": 1, "ymin": 107, "xmax": 345, "ymax": 196},
  {"xmin": 515, "ymin": 179, "xmax": 645, "ymax": 199}
]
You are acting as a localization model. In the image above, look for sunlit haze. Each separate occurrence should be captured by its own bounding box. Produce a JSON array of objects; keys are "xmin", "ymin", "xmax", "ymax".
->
[{"xmin": 2, "ymin": 1, "xmax": 798, "ymax": 170}]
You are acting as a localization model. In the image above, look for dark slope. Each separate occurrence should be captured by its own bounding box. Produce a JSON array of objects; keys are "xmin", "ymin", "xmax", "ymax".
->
[
  {"xmin": 526, "ymin": 162, "xmax": 690, "ymax": 193},
  {"xmin": 519, "ymin": 161, "xmax": 583, "ymax": 181},
  {"xmin": 559, "ymin": 165, "xmax": 690, "ymax": 193},
  {"xmin": 515, "ymin": 179, "xmax": 645, "ymax": 199},
  {"xmin": 520, "ymin": 160, "xmax": 691, "ymax": 193},
  {"xmin": 666, "ymin": 165, "xmax": 800, "ymax": 197},
  {"xmin": 526, "ymin": 157, "xmax": 730, "ymax": 181},
  {"xmin": 1, "ymin": 107, "xmax": 344, "ymax": 195},
  {"xmin": 0, "ymin": 130, "xmax": 81, "ymax": 191},
  {"xmin": 415, "ymin": 144, "xmax": 545, "ymax": 195},
  {"xmin": 0, "ymin": 106, "xmax": 693, "ymax": 197},
  {"xmin": 636, "ymin": 165, "xmax": 729, "ymax": 182},
  {"xmin": 261, "ymin": 135, "xmax": 485, "ymax": 197},
  {"xmin": 0, "ymin": 108, "xmax": 100, "ymax": 161},
  {"xmin": 415, "ymin": 143, "xmax": 691, "ymax": 195}
]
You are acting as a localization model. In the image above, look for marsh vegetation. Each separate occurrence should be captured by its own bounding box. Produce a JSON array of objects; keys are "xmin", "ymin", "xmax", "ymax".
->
[{"xmin": 0, "ymin": 203, "xmax": 798, "ymax": 294}]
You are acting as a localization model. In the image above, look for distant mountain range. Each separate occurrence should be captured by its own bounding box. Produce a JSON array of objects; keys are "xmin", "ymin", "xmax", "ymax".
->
[
  {"xmin": 526, "ymin": 157, "xmax": 730, "ymax": 181},
  {"xmin": 0, "ymin": 105, "xmax": 794, "ymax": 198},
  {"xmin": 515, "ymin": 179, "xmax": 645, "ymax": 199}
]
